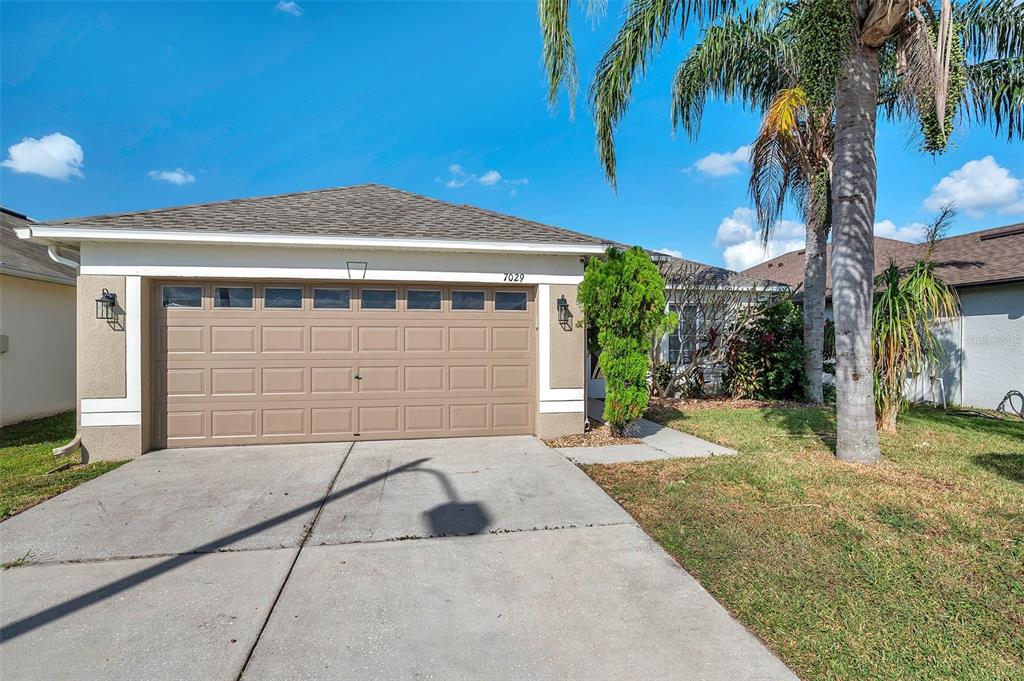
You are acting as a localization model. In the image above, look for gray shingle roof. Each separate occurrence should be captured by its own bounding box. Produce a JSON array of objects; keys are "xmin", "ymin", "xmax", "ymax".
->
[
  {"xmin": 42, "ymin": 183, "xmax": 608, "ymax": 246},
  {"xmin": 743, "ymin": 224, "xmax": 1024, "ymax": 294},
  {"xmin": 1, "ymin": 208, "xmax": 76, "ymax": 285}
]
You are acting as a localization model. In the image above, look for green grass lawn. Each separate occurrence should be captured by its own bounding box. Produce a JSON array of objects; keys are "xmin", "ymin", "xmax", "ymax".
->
[
  {"xmin": 586, "ymin": 404, "xmax": 1024, "ymax": 681},
  {"xmin": 0, "ymin": 412, "xmax": 126, "ymax": 520}
]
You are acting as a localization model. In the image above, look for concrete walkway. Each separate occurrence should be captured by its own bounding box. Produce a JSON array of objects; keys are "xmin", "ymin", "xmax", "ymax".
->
[
  {"xmin": 0, "ymin": 437, "xmax": 793, "ymax": 681},
  {"xmin": 556, "ymin": 399, "xmax": 735, "ymax": 464}
]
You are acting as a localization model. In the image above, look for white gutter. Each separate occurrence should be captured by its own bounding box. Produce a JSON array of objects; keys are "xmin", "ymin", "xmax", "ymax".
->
[{"xmin": 17, "ymin": 225, "xmax": 608, "ymax": 255}]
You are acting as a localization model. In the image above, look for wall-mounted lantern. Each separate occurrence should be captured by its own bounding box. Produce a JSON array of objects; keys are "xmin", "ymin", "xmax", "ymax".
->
[
  {"xmin": 95, "ymin": 289, "xmax": 117, "ymax": 320},
  {"xmin": 557, "ymin": 295, "xmax": 573, "ymax": 330}
]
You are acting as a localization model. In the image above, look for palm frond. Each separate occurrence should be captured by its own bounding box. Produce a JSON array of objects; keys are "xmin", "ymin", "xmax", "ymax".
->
[
  {"xmin": 671, "ymin": 5, "xmax": 795, "ymax": 140},
  {"xmin": 538, "ymin": 0, "xmax": 580, "ymax": 115},
  {"xmin": 749, "ymin": 92, "xmax": 807, "ymax": 242},
  {"xmin": 963, "ymin": 56, "xmax": 1024, "ymax": 139},
  {"xmin": 589, "ymin": 0, "xmax": 739, "ymax": 187},
  {"xmin": 954, "ymin": 0, "xmax": 1024, "ymax": 63}
]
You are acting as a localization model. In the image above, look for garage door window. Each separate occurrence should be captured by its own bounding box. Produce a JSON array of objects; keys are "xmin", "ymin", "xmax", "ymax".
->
[
  {"xmin": 407, "ymin": 290, "xmax": 442, "ymax": 310},
  {"xmin": 495, "ymin": 291, "xmax": 528, "ymax": 311},
  {"xmin": 162, "ymin": 286, "xmax": 202, "ymax": 308},
  {"xmin": 361, "ymin": 289, "xmax": 397, "ymax": 310},
  {"xmin": 452, "ymin": 291, "xmax": 485, "ymax": 310},
  {"xmin": 265, "ymin": 287, "xmax": 303, "ymax": 309},
  {"xmin": 313, "ymin": 288, "xmax": 351, "ymax": 309},
  {"xmin": 214, "ymin": 287, "xmax": 254, "ymax": 308}
]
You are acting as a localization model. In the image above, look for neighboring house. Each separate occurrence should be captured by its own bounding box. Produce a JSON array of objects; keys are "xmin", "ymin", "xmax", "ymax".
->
[
  {"xmin": 0, "ymin": 207, "xmax": 78, "ymax": 426},
  {"xmin": 744, "ymin": 224, "xmax": 1024, "ymax": 410},
  {"xmin": 17, "ymin": 184, "xmax": 608, "ymax": 459},
  {"xmin": 588, "ymin": 253, "xmax": 785, "ymax": 398}
]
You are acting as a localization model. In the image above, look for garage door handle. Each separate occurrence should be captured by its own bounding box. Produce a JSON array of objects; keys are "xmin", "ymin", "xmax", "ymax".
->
[{"xmin": 354, "ymin": 373, "xmax": 362, "ymax": 380}]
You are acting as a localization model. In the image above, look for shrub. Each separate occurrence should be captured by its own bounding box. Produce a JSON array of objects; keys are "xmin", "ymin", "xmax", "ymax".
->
[
  {"xmin": 724, "ymin": 299, "xmax": 808, "ymax": 400},
  {"xmin": 577, "ymin": 247, "xmax": 673, "ymax": 434}
]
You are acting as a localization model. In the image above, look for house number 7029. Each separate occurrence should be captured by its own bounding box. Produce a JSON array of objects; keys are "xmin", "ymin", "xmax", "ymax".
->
[{"xmin": 503, "ymin": 273, "xmax": 525, "ymax": 282}]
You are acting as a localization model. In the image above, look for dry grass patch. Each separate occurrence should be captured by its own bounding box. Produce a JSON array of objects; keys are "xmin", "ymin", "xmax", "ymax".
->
[{"xmin": 586, "ymin": 405, "xmax": 1024, "ymax": 681}]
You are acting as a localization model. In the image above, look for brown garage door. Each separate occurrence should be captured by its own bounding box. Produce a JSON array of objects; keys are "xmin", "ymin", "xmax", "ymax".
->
[{"xmin": 152, "ymin": 281, "xmax": 536, "ymax": 448}]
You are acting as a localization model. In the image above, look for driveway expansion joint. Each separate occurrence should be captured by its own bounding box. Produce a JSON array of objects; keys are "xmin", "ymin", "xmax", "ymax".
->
[{"xmin": 234, "ymin": 441, "xmax": 354, "ymax": 681}]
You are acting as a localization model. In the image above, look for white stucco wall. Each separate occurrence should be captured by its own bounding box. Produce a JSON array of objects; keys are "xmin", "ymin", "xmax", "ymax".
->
[
  {"xmin": 876, "ymin": 282, "xmax": 1024, "ymax": 410},
  {"xmin": 0, "ymin": 274, "xmax": 77, "ymax": 425}
]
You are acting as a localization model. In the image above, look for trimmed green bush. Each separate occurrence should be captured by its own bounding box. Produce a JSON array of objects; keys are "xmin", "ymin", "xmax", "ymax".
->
[{"xmin": 577, "ymin": 247, "xmax": 673, "ymax": 434}]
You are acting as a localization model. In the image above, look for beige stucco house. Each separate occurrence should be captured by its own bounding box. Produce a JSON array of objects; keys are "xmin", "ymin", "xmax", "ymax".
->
[
  {"xmin": 16, "ymin": 185, "xmax": 605, "ymax": 460},
  {"xmin": 1, "ymin": 207, "xmax": 78, "ymax": 426}
]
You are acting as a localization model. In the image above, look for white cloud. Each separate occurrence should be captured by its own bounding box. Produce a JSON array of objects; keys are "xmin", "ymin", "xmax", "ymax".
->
[
  {"xmin": 924, "ymin": 156, "xmax": 1024, "ymax": 217},
  {"xmin": 874, "ymin": 219, "xmax": 928, "ymax": 242},
  {"xmin": 713, "ymin": 207, "xmax": 806, "ymax": 271},
  {"xmin": 478, "ymin": 170, "xmax": 502, "ymax": 186},
  {"xmin": 148, "ymin": 168, "xmax": 196, "ymax": 185},
  {"xmin": 693, "ymin": 145, "xmax": 750, "ymax": 177},
  {"xmin": 275, "ymin": 1, "xmax": 303, "ymax": 16},
  {"xmin": 713, "ymin": 207, "xmax": 756, "ymax": 246},
  {"xmin": 654, "ymin": 248, "xmax": 683, "ymax": 259},
  {"xmin": 438, "ymin": 164, "xmax": 528, "ymax": 194},
  {"xmin": 1, "ymin": 132, "xmax": 84, "ymax": 181}
]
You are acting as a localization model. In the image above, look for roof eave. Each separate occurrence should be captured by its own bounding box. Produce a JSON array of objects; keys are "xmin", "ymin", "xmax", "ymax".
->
[{"xmin": 18, "ymin": 226, "xmax": 609, "ymax": 256}]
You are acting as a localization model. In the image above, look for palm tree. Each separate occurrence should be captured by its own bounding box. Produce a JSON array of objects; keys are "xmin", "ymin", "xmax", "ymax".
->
[
  {"xmin": 873, "ymin": 205, "xmax": 959, "ymax": 433},
  {"xmin": 817, "ymin": 0, "xmax": 1022, "ymax": 462},
  {"xmin": 669, "ymin": 4, "xmax": 834, "ymax": 403},
  {"xmin": 537, "ymin": 0, "xmax": 1023, "ymax": 462}
]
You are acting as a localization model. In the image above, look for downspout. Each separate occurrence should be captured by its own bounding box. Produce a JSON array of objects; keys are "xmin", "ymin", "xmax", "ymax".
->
[
  {"xmin": 44, "ymin": 240, "xmax": 85, "ymax": 458},
  {"xmin": 47, "ymin": 245, "xmax": 80, "ymax": 269}
]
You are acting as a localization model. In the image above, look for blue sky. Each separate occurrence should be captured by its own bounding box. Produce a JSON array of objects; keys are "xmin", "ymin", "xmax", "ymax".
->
[{"xmin": 2, "ymin": 1, "xmax": 1022, "ymax": 271}]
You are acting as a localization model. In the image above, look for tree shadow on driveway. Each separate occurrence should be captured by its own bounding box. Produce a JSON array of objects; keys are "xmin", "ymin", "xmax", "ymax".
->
[{"xmin": 1, "ymin": 454, "xmax": 491, "ymax": 642}]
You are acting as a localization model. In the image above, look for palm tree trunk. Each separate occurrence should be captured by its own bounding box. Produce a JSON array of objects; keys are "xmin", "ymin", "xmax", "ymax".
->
[
  {"xmin": 803, "ymin": 220, "xmax": 827, "ymax": 404},
  {"xmin": 830, "ymin": 42, "xmax": 882, "ymax": 463}
]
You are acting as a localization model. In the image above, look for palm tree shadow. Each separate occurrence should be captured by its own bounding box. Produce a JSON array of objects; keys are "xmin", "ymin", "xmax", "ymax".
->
[
  {"xmin": 971, "ymin": 453, "xmax": 1024, "ymax": 484},
  {"xmin": 757, "ymin": 406, "xmax": 837, "ymax": 454}
]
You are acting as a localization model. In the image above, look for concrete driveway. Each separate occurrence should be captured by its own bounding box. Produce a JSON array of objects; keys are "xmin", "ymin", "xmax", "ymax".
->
[{"xmin": 0, "ymin": 436, "xmax": 795, "ymax": 680}]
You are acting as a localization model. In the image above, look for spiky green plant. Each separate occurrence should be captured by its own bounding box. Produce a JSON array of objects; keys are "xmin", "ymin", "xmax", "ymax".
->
[{"xmin": 873, "ymin": 206, "xmax": 960, "ymax": 433}]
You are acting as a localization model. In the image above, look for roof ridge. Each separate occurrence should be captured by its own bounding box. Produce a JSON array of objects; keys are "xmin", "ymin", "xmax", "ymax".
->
[{"xmin": 43, "ymin": 183, "xmax": 383, "ymax": 226}]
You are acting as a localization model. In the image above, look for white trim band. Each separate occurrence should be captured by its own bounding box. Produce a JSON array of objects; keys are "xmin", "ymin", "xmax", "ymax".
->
[
  {"xmin": 82, "ymin": 411, "xmax": 141, "ymax": 427},
  {"xmin": 539, "ymin": 400, "xmax": 585, "ymax": 414},
  {"xmin": 20, "ymin": 226, "xmax": 607, "ymax": 255},
  {"xmin": 79, "ymin": 265, "xmax": 584, "ymax": 285}
]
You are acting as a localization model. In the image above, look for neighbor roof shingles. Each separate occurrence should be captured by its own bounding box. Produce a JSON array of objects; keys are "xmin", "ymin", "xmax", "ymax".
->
[
  {"xmin": 1, "ymin": 208, "xmax": 77, "ymax": 285},
  {"xmin": 742, "ymin": 225, "xmax": 1024, "ymax": 294},
  {"xmin": 41, "ymin": 183, "xmax": 609, "ymax": 246}
]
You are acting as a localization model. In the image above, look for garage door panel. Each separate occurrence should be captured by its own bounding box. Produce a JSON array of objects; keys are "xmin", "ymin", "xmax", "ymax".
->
[
  {"xmin": 358, "ymin": 406, "xmax": 401, "ymax": 433},
  {"xmin": 358, "ymin": 326, "xmax": 400, "ymax": 352},
  {"xmin": 211, "ymin": 326, "xmax": 257, "ymax": 353},
  {"xmin": 262, "ymin": 367, "xmax": 305, "ymax": 395},
  {"xmin": 404, "ymin": 365, "xmax": 445, "ymax": 391},
  {"xmin": 405, "ymin": 405, "xmax": 444, "ymax": 432},
  {"xmin": 449, "ymin": 327, "xmax": 488, "ymax": 352},
  {"xmin": 404, "ymin": 326, "xmax": 445, "ymax": 352},
  {"xmin": 210, "ymin": 368, "xmax": 257, "ymax": 396},
  {"xmin": 310, "ymin": 326, "xmax": 353, "ymax": 352},
  {"xmin": 211, "ymin": 410, "xmax": 258, "ymax": 438},
  {"xmin": 311, "ymin": 407, "xmax": 354, "ymax": 435},
  {"xmin": 262, "ymin": 409, "xmax": 305, "ymax": 436},
  {"xmin": 153, "ymin": 282, "xmax": 536, "ymax": 447},
  {"xmin": 310, "ymin": 367, "xmax": 354, "ymax": 394},
  {"xmin": 356, "ymin": 366, "xmax": 400, "ymax": 392},
  {"xmin": 262, "ymin": 326, "xmax": 305, "ymax": 353}
]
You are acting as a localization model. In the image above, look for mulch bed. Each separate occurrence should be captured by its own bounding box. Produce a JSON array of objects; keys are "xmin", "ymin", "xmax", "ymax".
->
[
  {"xmin": 647, "ymin": 396, "xmax": 811, "ymax": 413},
  {"xmin": 545, "ymin": 423, "xmax": 640, "ymax": 448}
]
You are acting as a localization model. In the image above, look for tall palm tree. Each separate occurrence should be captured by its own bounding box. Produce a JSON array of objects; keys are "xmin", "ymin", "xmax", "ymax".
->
[
  {"xmin": 537, "ymin": 0, "xmax": 1023, "ymax": 462},
  {"xmin": 670, "ymin": 4, "xmax": 834, "ymax": 403}
]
